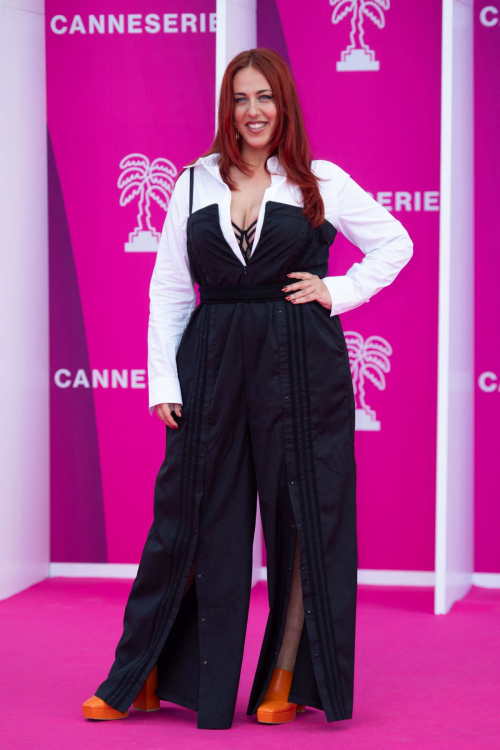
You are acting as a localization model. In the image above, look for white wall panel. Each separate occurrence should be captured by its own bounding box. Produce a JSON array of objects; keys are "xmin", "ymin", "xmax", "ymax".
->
[
  {"xmin": 435, "ymin": 0, "xmax": 475, "ymax": 614},
  {"xmin": 0, "ymin": 0, "xmax": 49, "ymax": 599}
]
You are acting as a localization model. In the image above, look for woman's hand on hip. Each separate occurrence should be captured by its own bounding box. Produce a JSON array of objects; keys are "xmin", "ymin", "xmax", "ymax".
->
[
  {"xmin": 282, "ymin": 272, "xmax": 332, "ymax": 311},
  {"xmin": 156, "ymin": 403, "xmax": 182, "ymax": 429}
]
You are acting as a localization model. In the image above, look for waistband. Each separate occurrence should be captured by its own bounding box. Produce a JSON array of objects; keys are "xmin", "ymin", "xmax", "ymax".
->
[{"xmin": 198, "ymin": 282, "xmax": 288, "ymax": 303}]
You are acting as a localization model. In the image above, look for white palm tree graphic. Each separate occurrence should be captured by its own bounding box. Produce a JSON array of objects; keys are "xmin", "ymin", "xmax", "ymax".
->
[
  {"xmin": 330, "ymin": 0, "xmax": 390, "ymax": 71},
  {"xmin": 344, "ymin": 331, "xmax": 392, "ymax": 430},
  {"xmin": 118, "ymin": 154, "xmax": 177, "ymax": 251}
]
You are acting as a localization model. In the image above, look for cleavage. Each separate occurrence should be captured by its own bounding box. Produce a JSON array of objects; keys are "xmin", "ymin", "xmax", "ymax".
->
[
  {"xmin": 231, "ymin": 216, "xmax": 258, "ymax": 263},
  {"xmin": 229, "ymin": 174, "xmax": 271, "ymax": 262},
  {"xmin": 230, "ymin": 198, "xmax": 265, "ymax": 264}
]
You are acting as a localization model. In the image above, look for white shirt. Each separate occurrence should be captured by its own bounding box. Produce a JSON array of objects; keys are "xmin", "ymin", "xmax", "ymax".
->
[{"xmin": 148, "ymin": 154, "xmax": 413, "ymax": 415}]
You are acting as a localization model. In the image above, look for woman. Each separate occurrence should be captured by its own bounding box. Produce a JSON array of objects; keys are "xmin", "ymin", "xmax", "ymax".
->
[{"xmin": 82, "ymin": 48, "xmax": 413, "ymax": 730}]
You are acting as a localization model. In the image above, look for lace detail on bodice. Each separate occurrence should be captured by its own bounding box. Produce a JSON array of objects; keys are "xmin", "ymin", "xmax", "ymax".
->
[{"xmin": 231, "ymin": 218, "xmax": 258, "ymax": 263}]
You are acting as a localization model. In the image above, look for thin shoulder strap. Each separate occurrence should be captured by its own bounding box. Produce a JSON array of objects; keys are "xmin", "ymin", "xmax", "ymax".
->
[{"xmin": 189, "ymin": 166, "xmax": 194, "ymax": 216}]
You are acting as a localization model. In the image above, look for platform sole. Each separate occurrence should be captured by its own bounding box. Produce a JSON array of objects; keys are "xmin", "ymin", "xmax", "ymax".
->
[
  {"xmin": 256, "ymin": 707, "xmax": 297, "ymax": 724},
  {"xmin": 82, "ymin": 706, "xmax": 129, "ymax": 720}
]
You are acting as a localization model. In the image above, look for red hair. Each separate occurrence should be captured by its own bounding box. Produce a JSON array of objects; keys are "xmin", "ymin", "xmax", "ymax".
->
[{"xmin": 183, "ymin": 48, "xmax": 325, "ymax": 227}]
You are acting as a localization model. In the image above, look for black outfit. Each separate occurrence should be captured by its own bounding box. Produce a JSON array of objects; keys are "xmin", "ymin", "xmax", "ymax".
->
[{"xmin": 95, "ymin": 166, "xmax": 358, "ymax": 729}]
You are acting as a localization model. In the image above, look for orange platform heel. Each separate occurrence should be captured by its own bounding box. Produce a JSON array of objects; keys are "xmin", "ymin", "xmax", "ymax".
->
[
  {"xmin": 81, "ymin": 696, "xmax": 129, "ymax": 720},
  {"xmin": 82, "ymin": 666, "xmax": 159, "ymax": 719},
  {"xmin": 256, "ymin": 667, "xmax": 301, "ymax": 724},
  {"xmin": 132, "ymin": 665, "xmax": 160, "ymax": 712}
]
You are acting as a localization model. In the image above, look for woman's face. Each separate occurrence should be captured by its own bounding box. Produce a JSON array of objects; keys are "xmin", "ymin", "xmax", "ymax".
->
[{"xmin": 232, "ymin": 67, "xmax": 277, "ymax": 152}]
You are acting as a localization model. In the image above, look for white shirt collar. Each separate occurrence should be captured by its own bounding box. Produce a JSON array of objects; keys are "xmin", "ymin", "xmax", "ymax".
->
[{"xmin": 183, "ymin": 152, "xmax": 286, "ymax": 180}]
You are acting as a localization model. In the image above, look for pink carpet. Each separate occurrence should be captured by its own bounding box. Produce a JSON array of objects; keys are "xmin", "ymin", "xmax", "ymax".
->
[{"xmin": 0, "ymin": 579, "xmax": 498, "ymax": 749}]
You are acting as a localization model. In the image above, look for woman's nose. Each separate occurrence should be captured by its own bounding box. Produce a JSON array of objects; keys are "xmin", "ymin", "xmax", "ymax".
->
[{"xmin": 248, "ymin": 98, "xmax": 261, "ymax": 116}]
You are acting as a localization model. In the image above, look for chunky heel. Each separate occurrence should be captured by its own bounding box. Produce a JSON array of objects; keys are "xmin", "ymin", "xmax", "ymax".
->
[
  {"xmin": 132, "ymin": 665, "xmax": 160, "ymax": 712},
  {"xmin": 296, "ymin": 704, "xmax": 306, "ymax": 713}
]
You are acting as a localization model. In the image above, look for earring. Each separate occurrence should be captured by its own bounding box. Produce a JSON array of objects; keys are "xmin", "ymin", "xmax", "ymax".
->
[{"xmin": 233, "ymin": 121, "xmax": 240, "ymax": 140}]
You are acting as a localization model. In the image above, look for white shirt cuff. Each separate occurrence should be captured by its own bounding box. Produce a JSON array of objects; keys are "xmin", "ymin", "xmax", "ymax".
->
[
  {"xmin": 322, "ymin": 275, "xmax": 369, "ymax": 317},
  {"xmin": 148, "ymin": 376, "xmax": 184, "ymax": 416}
]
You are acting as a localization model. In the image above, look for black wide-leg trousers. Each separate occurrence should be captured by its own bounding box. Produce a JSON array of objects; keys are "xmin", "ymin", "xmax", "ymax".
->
[{"xmin": 95, "ymin": 297, "xmax": 357, "ymax": 729}]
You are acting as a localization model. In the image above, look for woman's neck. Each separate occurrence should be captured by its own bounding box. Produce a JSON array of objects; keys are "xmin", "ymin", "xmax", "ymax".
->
[{"xmin": 240, "ymin": 144, "xmax": 271, "ymax": 171}]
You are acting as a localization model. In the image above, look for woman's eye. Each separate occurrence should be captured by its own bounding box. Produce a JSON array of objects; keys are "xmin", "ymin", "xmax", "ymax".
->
[{"xmin": 234, "ymin": 95, "xmax": 273, "ymax": 104}]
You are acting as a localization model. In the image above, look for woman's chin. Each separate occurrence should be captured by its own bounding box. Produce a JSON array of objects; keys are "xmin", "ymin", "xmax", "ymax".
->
[{"xmin": 241, "ymin": 136, "xmax": 273, "ymax": 151}]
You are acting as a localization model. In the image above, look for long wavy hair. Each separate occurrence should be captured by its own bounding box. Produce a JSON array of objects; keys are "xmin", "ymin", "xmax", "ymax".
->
[{"xmin": 182, "ymin": 48, "xmax": 325, "ymax": 227}]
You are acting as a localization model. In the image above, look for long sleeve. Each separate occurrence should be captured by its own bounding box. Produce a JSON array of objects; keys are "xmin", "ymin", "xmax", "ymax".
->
[
  {"xmin": 147, "ymin": 168, "xmax": 196, "ymax": 416},
  {"xmin": 318, "ymin": 161, "xmax": 414, "ymax": 317}
]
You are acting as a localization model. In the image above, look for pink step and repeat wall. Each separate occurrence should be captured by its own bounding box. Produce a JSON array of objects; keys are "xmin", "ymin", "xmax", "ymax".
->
[
  {"xmin": 474, "ymin": 5, "xmax": 500, "ymax": 575},
  {"xmin": 258, "ymin": 0, "xmax": 442, "ymax": 570},
  {"xmin": 46, "ymin": 0, "xmax": 440, "ymax": 569},
  {"xmin": 46, "ymin": 1, "xmax": 497, "ymax": 575},
  {"xmin": 46, "ymin": 1, "xmax": 216, "ymax": 563}
]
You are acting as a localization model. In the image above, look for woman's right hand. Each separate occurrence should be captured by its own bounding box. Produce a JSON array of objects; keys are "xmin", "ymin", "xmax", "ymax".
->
[{"xmin": 155, "ymin": 403, "xmax": 183, "ymax": 429}]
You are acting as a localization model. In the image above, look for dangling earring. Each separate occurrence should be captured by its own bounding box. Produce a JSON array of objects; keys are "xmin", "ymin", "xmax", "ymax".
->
[{"xmin": 233, "ymin": 122, "xmax": 240, "ymax": 140}]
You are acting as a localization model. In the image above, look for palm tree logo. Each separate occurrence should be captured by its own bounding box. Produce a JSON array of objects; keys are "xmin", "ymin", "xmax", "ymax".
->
[
  {"xmin": 330, "ymin": 0, "xmax": 390, "ymax": 71},
  {"xmin": 118, "ymin": 154, "xmax": 178, "ymax": 252},
  {"xmin": 344, "ymin": 331, "xmax": 393, "ymax": 431}
]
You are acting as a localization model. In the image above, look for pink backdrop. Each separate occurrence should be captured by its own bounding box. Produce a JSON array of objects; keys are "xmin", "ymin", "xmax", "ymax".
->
[
  {"xmin": 47, "ymin": 1, "xmax": 216, "ymax": 562},
  {"xmin": 259, "ymin": 0, "xmax": 441, "ymax": 570},
  {"xmin": 48, "ymin": 1, "xmax": 447, "ymax": 571},
  {"xmin": 474, "ymin": 4, "xmax": 500, "ymax": 574}
]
